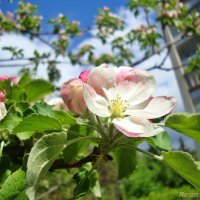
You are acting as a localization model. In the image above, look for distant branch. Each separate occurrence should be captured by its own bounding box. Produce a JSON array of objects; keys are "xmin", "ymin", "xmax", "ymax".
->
[{"xmin": 131, "ymin": 32, "xmax": 185, "ymax": 67}]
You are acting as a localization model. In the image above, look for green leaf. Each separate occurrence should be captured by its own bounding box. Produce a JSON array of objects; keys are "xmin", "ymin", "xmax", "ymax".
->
[
  {"xmin": 24, "ymin": 79, "xmax": 54, "ymax": 102},
  {"xmin": 89, "ymin": 171, "xmax": 101, "ymax": 198},
  {"xmin": 63, "ymin": 124, "xmax": 92, "ymax": 162},
  {"xmin": 0, "ymin": 106, "xmax": 22, "ymax": 132},
  {"xmin": 13, "ymin": 114, "xmax": 62, "ymax": 134},
  {"xmin": 0, "ymin": 155, "xmax": 11, "ymax": 185},
  {"xmin": 18, "ymin": 73, "xmax": 31, "ymax": 87},
  {"xmin": 25, "ymin": 132, "xmax": 68, "ymax": 200},
  {"xmin": 33, "ymin": 102, "xmax": 76, "ymax": 126},
  {"xmin": 0, "ymin": 80, "xmax": 11, "ymax": 92},
  {"xmin": 16, "ymin": 132, "xmax": 35, "ymax": 140},
  {"xmin": 114, "ymin": 146, "xmax": 137, "ymax": 179},
  {"xmin": 147, "ymin": 132, "xmax": 172, "ymax": 151},
  {"xmin": 0, "ymin": 168, "xmax": 26, "ymax": 200},
  {"xmin": 9, "ymin": 85, "xmax": 24, "ymax": 101},
  {"xmin": 63, "ymin": 131, "xmax": 87, "ymax": 163},
  {"xmin": 165, "ymin": 113, "xmax": 200, "ymax": 142},
  {"xmin": 162, "ymin": 151, "xmax": 200, "ymax": 189},
  {"xmin": 73, "ymin": 170, "xmax": 90, "ymax": 199},
  {"xmin": 15, "ymin": 191, "xmax": 28, "ymax": 200}
]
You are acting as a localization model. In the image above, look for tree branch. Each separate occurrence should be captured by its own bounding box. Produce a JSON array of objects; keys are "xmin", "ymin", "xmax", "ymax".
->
[
  {"xmin": 50, "ymin": 147, "xmax": 112, "ymax": 171},
  {"xmin": 131, "ymin": 32, "xmax": 185, "ymax": 67}
]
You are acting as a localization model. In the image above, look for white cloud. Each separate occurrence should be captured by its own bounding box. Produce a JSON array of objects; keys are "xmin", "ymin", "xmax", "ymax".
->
[{"xmin": 0, "ymin": 33, "xmax": 85, "ymax": 85}]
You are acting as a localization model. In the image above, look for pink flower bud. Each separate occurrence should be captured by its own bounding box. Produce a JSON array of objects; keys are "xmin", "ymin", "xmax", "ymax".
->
[
  {"xmin": 61, "ymin": 78, "xmax": 87, "ymax": 115},
  {"xmin": 0, "ymin": 91, "xmax": 6, "ymax": 102},
  {"xmin": 79, "ymin": 70, "xmax": 90, "ymax": 83},
  {"xmin": 0, "ymin": 76, "xmax": 9, "ymax": 81},
  {"xmin": 0, "ymin": 76, "xmax": 18, "ymax": 85}
]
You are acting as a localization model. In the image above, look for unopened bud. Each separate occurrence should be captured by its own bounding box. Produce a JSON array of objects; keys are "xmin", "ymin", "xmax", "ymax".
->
[{"xmin": 61, "ymin": 78, "xmax": 87, "ymax": 115}]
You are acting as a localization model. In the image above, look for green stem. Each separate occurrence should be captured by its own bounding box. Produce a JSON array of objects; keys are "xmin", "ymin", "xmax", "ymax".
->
[
  {"xmin": 110, "ymin": 134, "xmax": 124, "ymax": 147},
  {"xmin": 66, "ymin": 134, "xmax": 101, "ymax": 146},
  {"xmin": 94, "ymin": 115, "xmax": 108, "ymax": 140},
  {"xmin": 117, "ymin": 143, "xmax": 163, "ymax": 161},
  {"xmin": 86, "ymin": 112, "xmax": 108, "ymax": 140}
]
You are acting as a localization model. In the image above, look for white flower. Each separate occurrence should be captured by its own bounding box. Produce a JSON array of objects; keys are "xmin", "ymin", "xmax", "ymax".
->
[{"xmin": 83, "ymin": 64, "xmax": 176, "ymax": 137}]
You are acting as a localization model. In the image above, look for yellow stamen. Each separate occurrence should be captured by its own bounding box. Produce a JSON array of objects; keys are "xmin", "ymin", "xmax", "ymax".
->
[{"xmin": 108, "ymin": 95, "xmax": 127, "ymax": 118}]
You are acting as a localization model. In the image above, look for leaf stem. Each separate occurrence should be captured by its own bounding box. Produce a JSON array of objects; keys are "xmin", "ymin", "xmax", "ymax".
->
[
  {"xmin": 117, "ymin": 143, "xmax": 163, "ymax": 160},
  {"xmin": 66, "ymin": 134, "xmax": 101, "ymax": 146}
]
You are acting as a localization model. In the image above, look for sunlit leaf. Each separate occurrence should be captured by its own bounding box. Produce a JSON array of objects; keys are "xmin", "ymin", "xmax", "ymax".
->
[
  {"xmin": 25, "ymin": 132, "xmax": 68, "ymax": 200},
  {"xmin": 163, "ymin": 151, "xmax": 200, "ymax": 189},
  {"xmin": 0, "ymin": 168, "xmax": 27, "ymax": 200},
  {"xmin": 165, "ymin": 113, "xmax": 200, "ymax": 142}
]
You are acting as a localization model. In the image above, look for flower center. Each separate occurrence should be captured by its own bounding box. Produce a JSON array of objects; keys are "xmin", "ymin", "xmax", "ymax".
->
[{"xmin": 108, "ymin": 95, "xmax": 127, "ymax": 118}]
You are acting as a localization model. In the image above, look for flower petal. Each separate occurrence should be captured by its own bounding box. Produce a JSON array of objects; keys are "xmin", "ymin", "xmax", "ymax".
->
[
  {"xmin": 83, "ymin": 84, "xmax": 110, "ymax": 117},
  {"xmin": 117, "ymin": 69, "xmax": 156, "ymax": 105},
  {"xmin": 87, "ymin": 64, "xmax": 116, "ymax": 98},
  {"xmin": 125, "ymin": 96, "xmax": 176, "ymax": 119},
  {"xmin": 113, "ymin": 116, "xmax": 163, "ymax": 137}
]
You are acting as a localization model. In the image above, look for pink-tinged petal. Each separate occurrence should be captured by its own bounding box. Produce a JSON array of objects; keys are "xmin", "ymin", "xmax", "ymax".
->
[
  {"xmin": 113, "ymin": 116, "xmax": 163, "ymax": 137},
  {"xmin": 116, "ymin": 69, "xmax": 156, "ymax": 105},
  {"xmin": 79, "ymin": 70, "xmax": 90, "ymax": 83},
  {"xmin": 60, "ymin": 78, "xmax": 87, "ymax": 115},
  {"xmin": 116, "ymin": 66, "xmax": 135, "ymax": 84},
  {"xmin": 83, "ymin": 84, "xmax": 110, "ymax": 117},
  {"xmin": 87, "ymin": 64, "xmax": 117, "ymax": 98},
  {"xmin": 0, "ymin": 76, "xmax": 9, "ymax": 81},
  {"xmin": 125, "ymin": 96, "xmax": 176, "ymax": 119}
]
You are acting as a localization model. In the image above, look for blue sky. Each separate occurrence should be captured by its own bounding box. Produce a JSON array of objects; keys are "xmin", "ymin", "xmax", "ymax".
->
[
  {"xmin": 1, "ymin": 0, "xmax": 128, "ymax": 43},
  {"xmin": 1, "ymin": 0, "xmax": 133, "ymax": 51}
]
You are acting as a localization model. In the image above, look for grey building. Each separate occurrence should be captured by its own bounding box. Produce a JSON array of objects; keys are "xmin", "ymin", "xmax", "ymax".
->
[
  {"xmin": 168, "ymin": 0, "xmax": 200, "ymax": 113},
  {"xmin": 164, "ymin": 0, "xmax": 200, "ymax": 158}
]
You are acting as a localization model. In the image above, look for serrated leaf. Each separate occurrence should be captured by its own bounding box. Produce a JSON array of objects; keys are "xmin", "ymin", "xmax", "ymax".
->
[
  {"xmin": 0, "ymin": 168, "xmax": 26, "ymax": 200},
  {"xmin": 13, "ymin": 114, "xmax": 62, "ymax": 134},
  {"xmin": 18, "ymin": 73, "xmax": 32, "ymax": 87},
  {"xmin": 165, "ymin": 113, "xmax": 200, "ymax": 142},
  {"xmin": 33, "ymin": 102, "xmax": 76, "ymax": 126},
  {"xmin": 0, "ymin": 106, "xmax": 22, "ymax": 132},
  {"xmin": 24, "ymin": 79, "xmax": 54, "ymax": 102},
  {"xmin": 163, "ymin": 151, "xmax": 200, "ymax": 189},
  {"xmin": 147, "ymin": 132, "xmax": 172, "ymax": 151},
  {"xmin": 25, "ymin": 132, "xmax": 68, "ymax": 200},
  {"xmin": 114, "ymin": 146, "xmax": 137, "ymax": 179}
]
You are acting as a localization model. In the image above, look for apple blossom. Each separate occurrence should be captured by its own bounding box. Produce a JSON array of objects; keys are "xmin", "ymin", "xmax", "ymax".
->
[
  {"xmin": 83, "ymin": 64, "xmax": 176, "ymax": 138},
  {"xmin": 61, "ymin": 78, "xmax": 87, "ymax": 115},
  {"xmin": 0, "ymin": 102, "xmax": 7, "ymax": 121}
]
